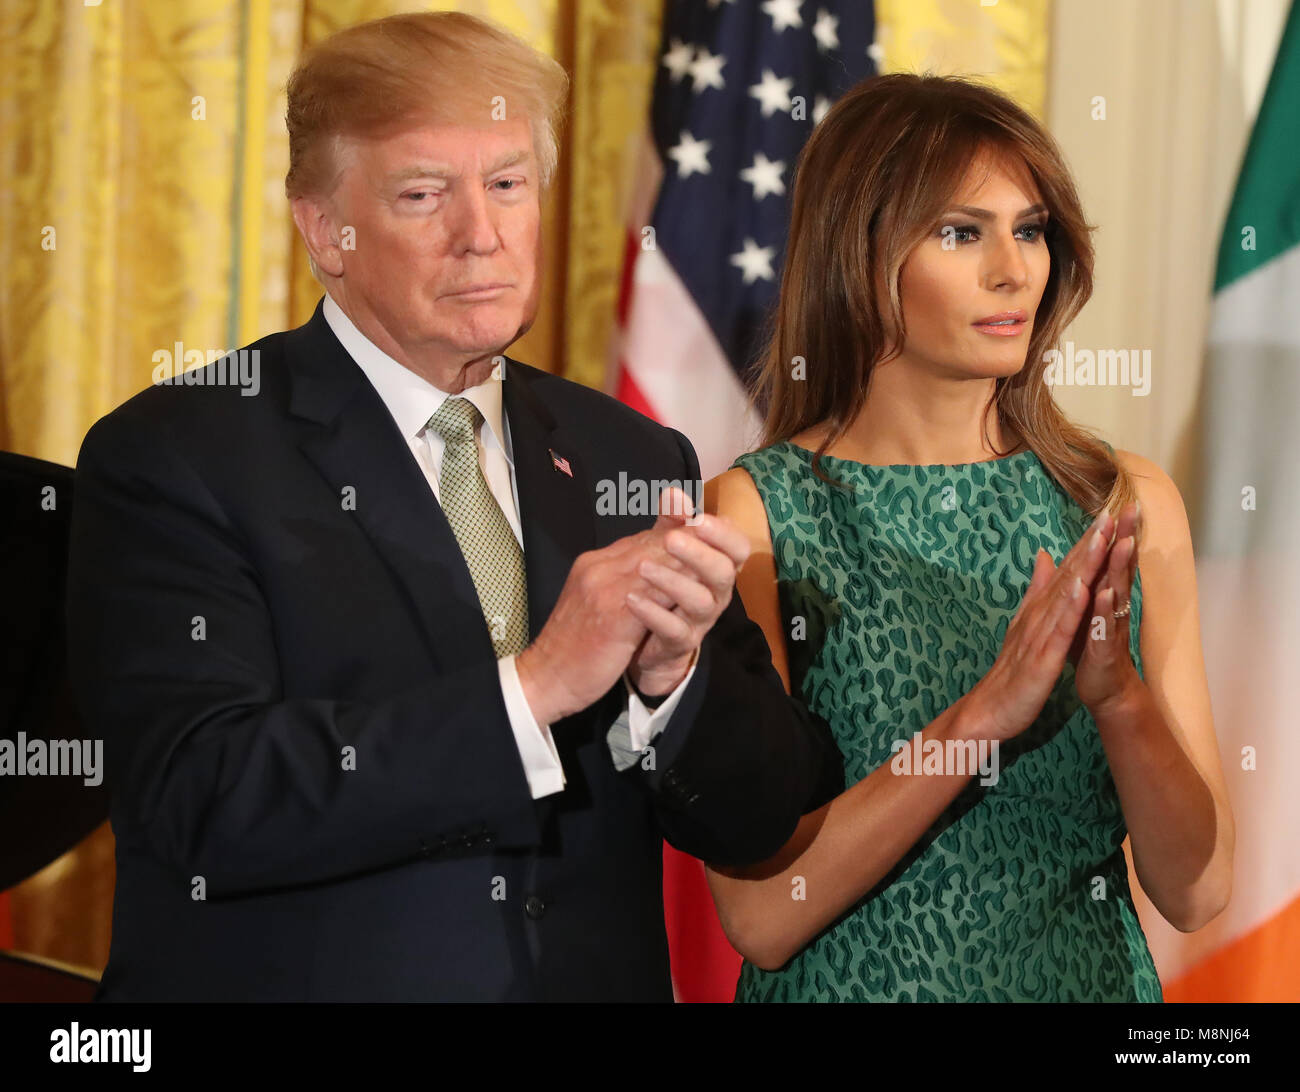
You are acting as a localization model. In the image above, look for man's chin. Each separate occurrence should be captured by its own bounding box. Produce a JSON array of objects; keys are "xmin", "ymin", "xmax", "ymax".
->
[
  {"xmin": 441, "ymin": 321, "xmax": 521, "ymax": 356},
  {"xmin": 458, "ymin": 317, "xmax": 535, "ymax": 357}
]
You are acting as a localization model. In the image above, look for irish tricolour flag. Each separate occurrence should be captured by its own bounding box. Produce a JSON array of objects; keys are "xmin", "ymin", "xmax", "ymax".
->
[{"xmin": 1138, "ymin": 0, "xmax": 1300, "ymax": 1001}]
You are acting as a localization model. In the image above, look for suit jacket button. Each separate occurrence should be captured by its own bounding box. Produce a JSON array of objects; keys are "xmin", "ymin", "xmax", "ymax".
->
[{"xmin": 524, "ymin": 894, "xmax": 547, "ymax": 919}]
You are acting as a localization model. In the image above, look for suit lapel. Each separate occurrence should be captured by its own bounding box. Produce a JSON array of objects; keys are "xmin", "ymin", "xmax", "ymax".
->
[
  {"xmin": 284, "ymin": 302, "xmax": 597, "ymax": 669},
  {"xmin": 286, "ymin": 302, "xmax": 493, "ymax": 669},
  {"xmin": 502, "ymin": 359, "xmax": 600, "ymax": 837},
  {"xmin": 501, "ymin": 357, "xmax": 596, "ymax": 640}
]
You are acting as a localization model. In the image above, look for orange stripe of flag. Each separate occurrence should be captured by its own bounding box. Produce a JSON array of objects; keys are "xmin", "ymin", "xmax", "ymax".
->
[{"xmin": 1164, "ymin": 894, "xmax": 1300, "ymax": 1002}]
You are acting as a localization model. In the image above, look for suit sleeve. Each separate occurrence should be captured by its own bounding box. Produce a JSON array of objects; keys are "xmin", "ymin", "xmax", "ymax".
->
[
  {"xmin": 629, "ymin": 429, "xmax": 845, "ymax": 868},
  {"xmin": 66, "ymin": 413, "xmax": 541, "ymax": 899}
]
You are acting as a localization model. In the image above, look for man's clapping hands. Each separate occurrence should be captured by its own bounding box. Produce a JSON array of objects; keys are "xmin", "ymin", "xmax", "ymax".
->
[{"xmin": 515, "ymin": 487, "xmax": 751, "ymax": 725}]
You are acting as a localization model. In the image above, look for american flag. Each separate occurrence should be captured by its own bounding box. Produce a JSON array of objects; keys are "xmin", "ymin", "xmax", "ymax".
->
[
  {"xmin": 549, "ymin": 448, "xmax": 573, "ymax": 477},
  {"xmin": 616, "ymin": 0, "xmax": 878, "ymax": 481},
  {"xmin": 613, "ymin": 0, "xmax": 878, "ymax": 1002}
]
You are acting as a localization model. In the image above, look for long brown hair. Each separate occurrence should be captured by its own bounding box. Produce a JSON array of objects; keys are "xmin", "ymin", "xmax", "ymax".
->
[{"xmin": 751, "ymin": 73, "xmax": 1138, "ymax": 521}]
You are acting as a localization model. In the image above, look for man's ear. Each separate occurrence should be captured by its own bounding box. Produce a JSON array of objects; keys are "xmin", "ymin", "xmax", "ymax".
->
[{"xmin": 290, "ymin": 194, "xmax": 345, "ymax": 279}]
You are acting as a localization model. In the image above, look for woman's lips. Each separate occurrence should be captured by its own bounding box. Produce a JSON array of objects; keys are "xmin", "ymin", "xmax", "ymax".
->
[
  {"xmin": 972, "ymin": 319, "xmax": 1028, "ymax": 337},
  {"xmin": 972, "ymin": 309, "xmax": 1027, "ymax": 336}
]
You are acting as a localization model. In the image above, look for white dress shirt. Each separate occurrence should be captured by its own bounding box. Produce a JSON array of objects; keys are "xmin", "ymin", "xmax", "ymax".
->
[{"xmin": 322, "ymin": 294, "xmax": 696, "ymax": 799}]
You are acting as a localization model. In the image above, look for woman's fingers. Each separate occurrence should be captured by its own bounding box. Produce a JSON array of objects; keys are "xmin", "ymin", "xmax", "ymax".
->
[
  {"xmin": 1095, "ymin": 586, "xmax": 1120, "ymax": 661},
  {"xmin": 1010, "ymin": 549, "xmax": 1054, "ymax": 627},
  {"xmin": 1031, "ymin": 573, "xmax": 1089, "ymax": 661},
  {"xmin": 988, "ymin": 507, "xmax": 1130, "ymax": 738},
  {"xmin": 1113, "ymin": 501, "xmax": 1139, "ymax": 547},
  {"xmin": 1021, "ymin": 510, "xmax": 1112, "ymax": 613},
  {"xmin": 1124, "ymin": 533, "xmax": 1138, "ymax": 605},
  {"xmin": 1106, "ymin": 525, "xmax": 1133, "ymax": 585},
  {"xmin": 1022, "ymin": 521, "xmax": 1109, "ymax": 655},
  {"xmin": 1106, "ymin": 502, "xmax": 1139, "ymax": 600}
]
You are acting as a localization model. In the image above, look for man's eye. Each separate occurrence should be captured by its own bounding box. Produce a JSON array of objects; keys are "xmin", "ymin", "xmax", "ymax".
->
[
  {"xmin": 403, "ymin": 191, "xmax": 436, "ymax": 202},
  {"xmin": 493, "ymin": 178, "xmax": 525, "ymax": 192}
]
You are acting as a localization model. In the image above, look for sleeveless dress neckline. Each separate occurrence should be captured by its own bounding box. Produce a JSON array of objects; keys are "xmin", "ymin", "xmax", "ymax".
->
[
  {"xmin": 780, "ymin": 439, "xmax": 1037, "ymax": 474},
  {"xmin": 730, "ymin": 439, "xmax": 1160, "ymax": 1003}
]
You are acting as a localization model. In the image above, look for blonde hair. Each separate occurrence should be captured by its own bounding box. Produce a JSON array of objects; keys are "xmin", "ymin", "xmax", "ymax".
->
[
  {"xmin": 752, "ymin": 73, "xmax": 1138, "ymax": 523},
  {"xmin": 284, "ymin": 11, "xmax": 569, "ymax": 200}
]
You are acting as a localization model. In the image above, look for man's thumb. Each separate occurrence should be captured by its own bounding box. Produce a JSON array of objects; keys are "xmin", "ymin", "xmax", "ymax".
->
[{"xmin": 653, "ymin": 486, "xmax": 694, "ymax": 527}]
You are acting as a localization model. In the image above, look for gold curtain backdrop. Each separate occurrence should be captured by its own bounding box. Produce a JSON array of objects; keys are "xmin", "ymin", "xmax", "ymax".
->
[{"xmin": 0, "ymin": 0, "xmax": 1045, "ymax": 975}]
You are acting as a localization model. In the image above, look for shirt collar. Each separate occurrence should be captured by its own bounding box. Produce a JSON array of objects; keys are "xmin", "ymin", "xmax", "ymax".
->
[{"xmin": 322, "ymin": 292, "xmax": 512, "ymax": 463}]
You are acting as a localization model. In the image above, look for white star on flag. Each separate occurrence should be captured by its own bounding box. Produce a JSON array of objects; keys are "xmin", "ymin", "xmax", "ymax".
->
[
  {"xmin": 730, "ymin": 238, "xmax": 777, "ymax": 284},
  {"xmin": 689, "ymin": 47, "xmax": 726, "ymax": 92},
  {"xmin": 762, "ymin": 0, "xmax": 804, "ymax": 33},
  {"xmin": 749, "ymin": 69, "xmax": 795, "ymax": 118},
  {"xmin": 662, "ymin": 38, "xmax": 694, "ymax": 82},
  {"xmin": 813, "ymin": 9, "xmax": 840, "ymax": 51},
  {"xmin": 740, "ymin": 153, "xmax": 787, "ymax": 199},
  {"xmin": 668, "ymin": 131, "xmax": 713, "ymax": 178},
  {"xmin": 813, "ymin": 95, "xmax": 832, "ymax": 125},
  {"xmin": 867, "ymin": 41, "xmax": 885, "ymax": 67}
]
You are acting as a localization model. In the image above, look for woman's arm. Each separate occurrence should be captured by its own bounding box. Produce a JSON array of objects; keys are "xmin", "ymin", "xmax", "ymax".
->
[
  {"xmin": 1090, "ymin": 451, "xmax": 1234, "ymax": 931},
  {"xmin": 700, "ymin": 467, "xmax": 1105, "ymax": 970}
]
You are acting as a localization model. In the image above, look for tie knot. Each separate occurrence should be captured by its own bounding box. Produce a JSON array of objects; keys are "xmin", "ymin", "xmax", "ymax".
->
[{"xmin": 425, "ymin": 397, "xmax": 482, "ymax": 446}]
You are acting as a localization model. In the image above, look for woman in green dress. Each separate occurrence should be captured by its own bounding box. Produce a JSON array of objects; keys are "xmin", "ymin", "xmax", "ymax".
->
[{"xmin": 698, "ymin": 74, "xmax": 1234, "ymax": 1002}]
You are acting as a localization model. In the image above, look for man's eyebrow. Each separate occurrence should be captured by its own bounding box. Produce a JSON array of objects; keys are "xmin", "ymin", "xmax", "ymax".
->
[
  {"xmin": 943, "ymin": 203, "xmax": 1049, "ymax": 220},
  {"xmin": 385, "ymin": 164, "xmax": 455, "ymax": 184},
  {"xmin": 484, "ymin": 148, "xmax": 531, "ymax": 173},
  {"xmin": 384, "ymin": 149, "xmax": 533, "ymax": 186}
]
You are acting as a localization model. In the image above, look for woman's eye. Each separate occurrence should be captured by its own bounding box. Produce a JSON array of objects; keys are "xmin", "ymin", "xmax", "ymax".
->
[
  {"xmin": 940, "ymin": 224, "xmax": 978, "ymax": 244},
  {"xmin": 939, "ymin": 221, "xmax": 1048, "ymax": 244}
]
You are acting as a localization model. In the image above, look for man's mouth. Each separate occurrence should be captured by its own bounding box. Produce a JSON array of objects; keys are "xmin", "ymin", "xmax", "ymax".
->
[{"xmin": 445, "ymin": 283, "xmax": 512, "ymax": 301}]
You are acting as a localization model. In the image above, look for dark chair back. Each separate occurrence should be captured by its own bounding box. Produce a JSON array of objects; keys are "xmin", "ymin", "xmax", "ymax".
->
[{"xmin": 1, "ymin": 451, "xmax": 109, "ymax": 996}]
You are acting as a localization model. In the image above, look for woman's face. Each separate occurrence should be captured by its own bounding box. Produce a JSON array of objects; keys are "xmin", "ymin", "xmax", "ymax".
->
[{"xmin": 890, "ymin": 150, "xmax": 1051, "ymax": 381}]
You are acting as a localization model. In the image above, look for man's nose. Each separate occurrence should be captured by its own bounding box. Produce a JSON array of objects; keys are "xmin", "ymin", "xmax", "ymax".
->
[{"xmin": 446, "ymin": 186, "xmax": 501, "ymax": 256}]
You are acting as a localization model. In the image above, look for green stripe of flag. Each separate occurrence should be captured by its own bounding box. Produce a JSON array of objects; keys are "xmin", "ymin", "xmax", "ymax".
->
[{"xmin": 1214, "ymin": 0, "xmax": 1300, "ymax": 292}]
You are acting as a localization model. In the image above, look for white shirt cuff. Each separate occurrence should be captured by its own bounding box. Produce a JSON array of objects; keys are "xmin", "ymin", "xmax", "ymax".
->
[
  {"xmin": 498, "ymin": 654, "xmax": 565, "ymax": 799},
  {"xmin": 623, "ymin": 652, "xmax": 699, "ymax": 755}
]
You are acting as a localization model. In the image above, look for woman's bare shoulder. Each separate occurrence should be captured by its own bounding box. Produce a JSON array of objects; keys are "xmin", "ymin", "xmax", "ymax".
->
[
  {"xmin": 705, "ymin": 467, "xmax": 771, "ymax": 553},
  {"xmin": 1112, "ymin": 449, "xmax": 1188, "ymax": 527}
]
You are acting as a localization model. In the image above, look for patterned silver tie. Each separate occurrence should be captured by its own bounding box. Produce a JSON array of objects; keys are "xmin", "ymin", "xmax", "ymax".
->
[{"xmin": 425, "ymin": 398, "xmax": 529, "ymax": 659}]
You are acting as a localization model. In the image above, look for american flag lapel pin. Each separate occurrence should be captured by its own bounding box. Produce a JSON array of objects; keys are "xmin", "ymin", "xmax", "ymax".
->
[{"xmin": 549, "ymin": 448, "xmax": 573, "ymax": 478}]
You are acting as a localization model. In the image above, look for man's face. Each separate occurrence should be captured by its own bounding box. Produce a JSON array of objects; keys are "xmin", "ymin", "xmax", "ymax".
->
[{"xmin": 312, "ymin": 117, "xmax": 542, "ymax": 381}]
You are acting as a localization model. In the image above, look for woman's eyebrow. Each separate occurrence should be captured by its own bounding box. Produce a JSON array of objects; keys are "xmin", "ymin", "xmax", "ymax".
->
[{"xmin": 943, "ymin": 203, "xmax": 1049, "ymax": 220}]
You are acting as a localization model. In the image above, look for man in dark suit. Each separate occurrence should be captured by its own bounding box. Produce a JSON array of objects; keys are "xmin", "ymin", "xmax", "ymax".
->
[{"xmin": 66, "ymin": 11, "xmax": 840, "ymax": 1001}]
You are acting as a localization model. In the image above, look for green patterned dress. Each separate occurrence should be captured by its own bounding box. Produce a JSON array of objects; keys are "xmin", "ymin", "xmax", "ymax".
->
[{"xmin": 731, "ymin": 441, "xmax": 1162, "ymax": 1003}]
